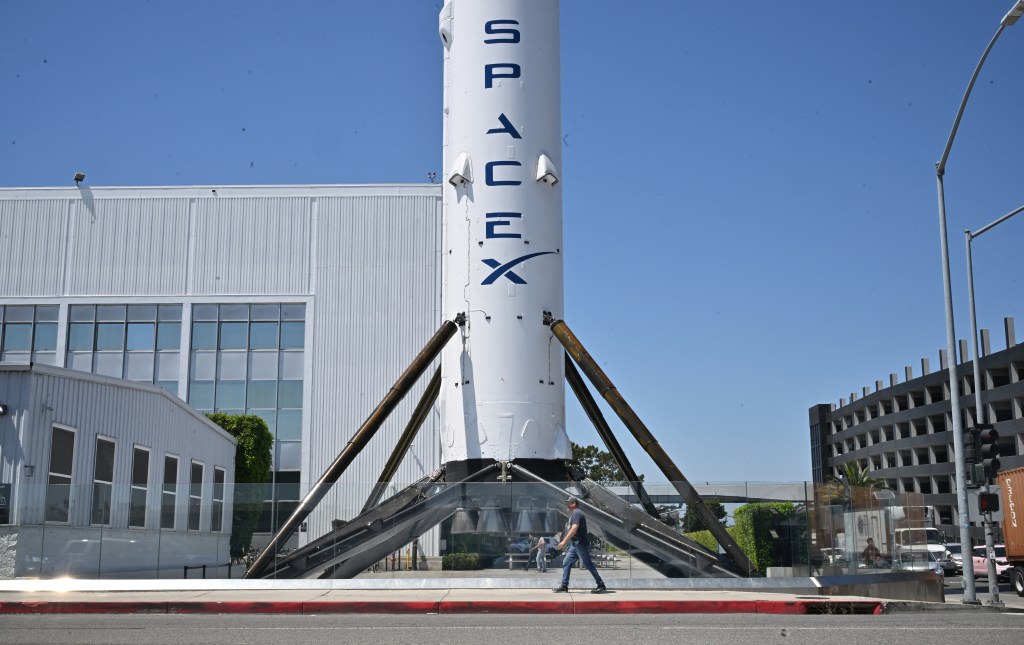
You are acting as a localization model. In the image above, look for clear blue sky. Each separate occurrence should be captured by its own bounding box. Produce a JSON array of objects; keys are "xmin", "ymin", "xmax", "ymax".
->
[{"xmin": 3, "ymin": 1, "xmax": 1022, "ymax": 484}]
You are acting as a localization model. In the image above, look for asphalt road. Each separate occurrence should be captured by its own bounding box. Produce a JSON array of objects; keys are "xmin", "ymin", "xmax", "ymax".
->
[
  {"xmin": 1, "ymin": 613, "xmax": 1022, "ymax": 645},
  {"xmin": 944, "ymin": 575, "xmax": 1024, "ymax": 610}
]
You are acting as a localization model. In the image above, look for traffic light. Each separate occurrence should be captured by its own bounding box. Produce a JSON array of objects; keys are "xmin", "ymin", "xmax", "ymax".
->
[
  {"xmin": 964, "ymin": 427, "xmax": 980, "ymax": 464},
  {"xmin": 977, "ymin": 424, "xmax": 1001, "ymax": 482},
  {"xmin": 978, "ymin": 492, "xmax": 1000, "ymax": 514}
]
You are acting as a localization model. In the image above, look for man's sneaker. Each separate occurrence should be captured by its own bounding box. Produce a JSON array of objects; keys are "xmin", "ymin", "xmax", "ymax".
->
[
  {"xmin": 552, "ymin": 584, "xmax": 569, "ymax": 593},
  {"xmin": 591, "ymin": 583, "xmax": 607, "ymax": 594}
]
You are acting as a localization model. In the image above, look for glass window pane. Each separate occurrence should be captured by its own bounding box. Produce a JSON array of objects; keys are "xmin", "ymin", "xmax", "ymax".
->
[
  {"xmin": 125, "ymin": 352, "xmax": 155, "ymax": 381},
  {"xmin": 1, "ymin": 351, "xmax": 29, "ymax": 363},
  {"xmin": 45, "ymin": 480, "xmax": 71, "ymax": 523},
  {"xmin": 215, "ymin": 381, "xmax": 245, "ymax": 409},
  {"xmin": 95, "ymin": 438, "xmax": 115, "ymax": 482},
  {"xmin": 188, "ymin": 381, "xmax": 215, "ymax": 410},
  {"xmin": 156, "ymin": 381, "xmax": 179, "ymax": 396},
  {"xmin": 191, "ymin": 351, "xmax": 216, "ymax": 380},
  {"xmin": 50, "ymin": 428, "xmax": 76, "ymax": 476},
  {"xmin": 3, "ymin": 306, "xmax": 33, "ymax": 323},
  {"xmin": 219, "ymin": 322, "xmax": 248, "ymax": 350},
  {"xmin": 67, "ymin": 351, "xmax": 92, "ymax": 372},
  {"xmin": 32, "ymin": 323, "xmax": 57, "ymax": 351},
  {"xmin": 68, "ymin": 323, "xmax": 94, "ymax": 351},
  {"xmin": 246, "ymin": 410, "xmax": 276, "ymax": 435},
  {"xmin": 190, "ymin": 463, "xmax": 204, "ymax": 497},
  {"xmin": 276, "ymin": 409, "xmax": 302, "ymax": 440},
  {"xmin": 95, "ymin": 323, "xmax": 125, "ymax": 350},
  {"xmin": 126, "ymin": 323, "xmax": 155, "ymax": 350},
  {"xmin": 279, "ymin": 351, "xmax": 304, "ymax": 379},
  {"xmin": 132, "ymin": 448, "xmax": 150, "ymax": 486},
  {"xmin": 155, "ymin": 352, "xmax": 179, "ymax": 380},
  {"xmin": 191, "ymin": 322, "xmax": 217, "ymax": 350},
  {"xmin": 247, "ymin": 381, "xmax": 277, "ymax": 408},
  {"xmin": 249, "ymin": 322, "xmax": 278, "ymax": 350},
  {"xmin": 35, "ymin": 306, "xmax": 59, "ymax": 322},
  {"xmin": 96, "ymin": 305, "xmax": 126, "ymax": 322},
  {"xmin": 250, "ymin": 304, "xmax": 280, "ymax": 321},
  {"xmin": 70, "ymin": 305, "xmax": 95, "ymax": 322},
  {"xmin": 129, "ymin": 487, "xmax": 147, "ymax": 528},
  {"xmin": 192, "ymin": 304, "xmax": 218, "ymax": 321},
  {"xmin": 278, "ymin": 380, "xmax": 303, "ymax": 408},
  {"xmin": 33, "ymin": 352, "xmax": 57, "ymax": 366},
  {"xmin": 158, "ymin": 304, "xmax": 183, "ymax": 322},
  {"xmin": 164, "ymin": 456, "xmax": 179, "ymax": 487},
  {"xmin": 2, "ymin": 324, "xmax": 31, "ymax": 351},
  {"xmin": 275, "ymin": 441, "xmax": 302, "ymax": 470},
  {"xmin": 94, "ymin": 352, "xmax": 123, "ymax": 378},
  {"xmin": 127, "ymin": 305, "xmax": 157, "ymax": 322},
  {"xmin": 281, "ymin": 304, "xmax": 305, "ymax": 321},
  {"xmin": 280, "ymin": 322, "xmax": 304, "ymax": 349},
  {"xmin": 156, "ymin": 322, "xmax": 181, "ymax": 350},
  {"xmin": 220, "ymin": 304, "xmax": 249, "ymax": 321},
  {"xmin": 249, "ymin": 352, "xmax": 278, "ymax": 380},
  {"xmin": 218, "ymin": 351, "xmax": 247, "ymax": 380}
]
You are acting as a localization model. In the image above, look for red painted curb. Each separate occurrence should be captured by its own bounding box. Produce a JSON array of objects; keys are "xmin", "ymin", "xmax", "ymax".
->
[
  {"xmin": 167, "ymin": 601, "xmax": 305, "ymax": 614},
  {"xmin": 0, "ymin": 599, "xmax": 887, "ymax": 615},
  {"xmin": 0, "ymin": 601, "xmax": 169, "ymax": 614},
  {"xmin": 439, "ymin": 600, "xmax": 574, "ymax": 614},
  {"xmin": 303, "ymin": 601, "xmax": 441, "ymax": 614}
]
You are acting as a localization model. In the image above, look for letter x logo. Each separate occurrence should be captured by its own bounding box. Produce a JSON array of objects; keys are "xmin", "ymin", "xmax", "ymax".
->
[{"xmin": 481, "ymin": 251, "xmax": 555, "ymax": 285}]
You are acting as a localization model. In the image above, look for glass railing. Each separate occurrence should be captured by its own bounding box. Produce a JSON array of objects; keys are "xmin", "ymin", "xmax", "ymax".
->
[{"xmin": 0, "ymin": 481, "xmax": 948, "ymax": 581}]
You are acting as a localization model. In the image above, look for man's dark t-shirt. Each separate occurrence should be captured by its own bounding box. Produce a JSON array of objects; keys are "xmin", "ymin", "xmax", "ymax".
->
[{"xmin": 566, "ymin": 508, "xmax": 589, "ymax": 546}]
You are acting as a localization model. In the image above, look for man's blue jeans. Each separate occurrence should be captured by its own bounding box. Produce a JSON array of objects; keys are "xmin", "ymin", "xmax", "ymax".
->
[
  {"xmin": 536, "ymin": 549, "xmax": 547, "ymax": 571},
  {"xmin": 560, "ymin": 542, "xmax": 604, "ymax": 587}
]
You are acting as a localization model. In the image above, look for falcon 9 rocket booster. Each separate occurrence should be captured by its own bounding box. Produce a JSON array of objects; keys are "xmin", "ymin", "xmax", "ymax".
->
[{"xmin": 438, "ymin": 0, "xmax": 572, "ymax": 478}]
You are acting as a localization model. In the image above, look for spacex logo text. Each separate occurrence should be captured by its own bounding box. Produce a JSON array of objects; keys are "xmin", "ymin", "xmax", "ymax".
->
[{"xmin": 479, "ymin": 18, "xmax": 554, "ymax": 286}]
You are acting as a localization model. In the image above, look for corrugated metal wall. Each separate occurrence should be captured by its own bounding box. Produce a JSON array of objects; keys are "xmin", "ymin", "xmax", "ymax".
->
[
  {"xmin": 306, "ymin": 194, "xmax": 442, "ymax": 538},
  {"xmin": 0, "ymin": 366, "xmax": 235, "ymax": 531},
  {"xmin": 0, "ymin": 199, "xmax": 67, "ymax": 296},
  {"xmin": 65, "ymin": 198, "xmax": 190, "ymax": 295},
  {"xmin": 191, "ymin": 197, "xmax": 310, "ymax": 295}
]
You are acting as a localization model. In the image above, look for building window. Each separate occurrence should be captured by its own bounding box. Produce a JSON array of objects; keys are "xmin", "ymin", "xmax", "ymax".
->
[
  {"xmin": 212, "ymin": 467, "xmax": 226, "ymax": 533},
  {"xmin": 161, "ymin": 455, "xmax": 179, "ymax": 529},
  {"xmin": 187, "ymin": 302, "xmax": 305, "ymax": 483},
  {"xmin": 66, "ymin": 303, "xmax": 182, "ymax": 394},
  {"xmin": 188, "ymin": 461, "xmax": 204, "ymax": 531},
  {"xmin": 91, "ymin": 437, "xmax": 115, "ymax": 526},
  {"xmin": 0, "ymin": 304, "xmax": 59, "ymax": 365},
  {"xmin": 129, "ymin": 446, "xmax": 150, "ymax": 529},
  {"xmin": 45, "ymin": 426, "xmax": 76, "ymax": 523}
]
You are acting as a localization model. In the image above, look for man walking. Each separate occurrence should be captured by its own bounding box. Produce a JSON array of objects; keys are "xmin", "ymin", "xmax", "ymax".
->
[{"xmin": 552, "ymin": 497, "xmax": 606, "ymax": 593}]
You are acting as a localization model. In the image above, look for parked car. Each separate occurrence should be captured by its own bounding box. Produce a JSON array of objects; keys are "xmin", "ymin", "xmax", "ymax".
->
[
  {"xmin": 945, "ymin": 542, "xmax": 963, "ymax": 575},
  {"xmin": 895, "ymin": 550, "xmax": 944, "ymax": 577},
  {"xmin": 972, "ymin": 544, "xmax": 1012, "ymax": 581}
]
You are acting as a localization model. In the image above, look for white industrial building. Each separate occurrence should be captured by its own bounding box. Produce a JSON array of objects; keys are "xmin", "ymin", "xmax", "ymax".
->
[
  {"xmin": 0, "ymin": 363, "xmax": 237, "ymax": 577},
  {"xmin": 0, "ymin": 184, "xmax": 443, "ymax": 553}
]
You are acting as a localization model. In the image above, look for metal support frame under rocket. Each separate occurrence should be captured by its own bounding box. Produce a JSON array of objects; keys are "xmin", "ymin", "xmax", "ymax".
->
[{"xmin": 439, "ymin": 0, "xmax": 570, "ymax": 477}]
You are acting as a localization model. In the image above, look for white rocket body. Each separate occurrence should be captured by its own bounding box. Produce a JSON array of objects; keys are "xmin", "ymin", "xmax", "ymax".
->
[{"xmin": 438, "ymin": 0, "xmax": 570, "ymax": 469}]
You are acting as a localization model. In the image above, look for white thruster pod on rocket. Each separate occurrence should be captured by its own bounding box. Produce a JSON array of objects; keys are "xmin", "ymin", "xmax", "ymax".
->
[{"xmin": 246, "ymin": 0, "xmax": 755, "ymax": 580}]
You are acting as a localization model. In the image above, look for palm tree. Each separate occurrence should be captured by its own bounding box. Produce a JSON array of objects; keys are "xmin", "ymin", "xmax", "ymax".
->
[{"xmin": 820, "ymin": 461, "xmax": 888, "ymax": 505}]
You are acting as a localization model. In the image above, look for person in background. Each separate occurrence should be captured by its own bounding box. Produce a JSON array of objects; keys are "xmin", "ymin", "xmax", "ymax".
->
[
  {"xmin": 530, "ymin": 534, "xmax": 548, "ymax": 573},
  {"xmin": 862, "ymin": 537, "xmax": 881, "ymax": 567}
]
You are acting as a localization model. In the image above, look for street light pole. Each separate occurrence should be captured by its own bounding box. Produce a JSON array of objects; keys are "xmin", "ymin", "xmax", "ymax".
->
[
  {"xmin": 965, "ymin": 204, "xmax": 1024, "ymax": 607},
  {"xmin": 933, "ymin": 0, "xmax": 1024, "ymax": 605}
]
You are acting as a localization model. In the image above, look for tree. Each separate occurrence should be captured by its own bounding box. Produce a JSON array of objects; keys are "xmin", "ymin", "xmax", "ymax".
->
[
  {"xmin": 206, "ymin": 413, "xmax": 273, "ymax": 559},
  {"xmin": 820, "ymin": 461, "xmax": 888, "ymax": 505},
  {"xmin": 680, "ymin": 500, "xmax": 727, "ymax": 533},
  {"xmin": 567, "ymin": 442, "xmax": 642, "ymax": 484}
]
